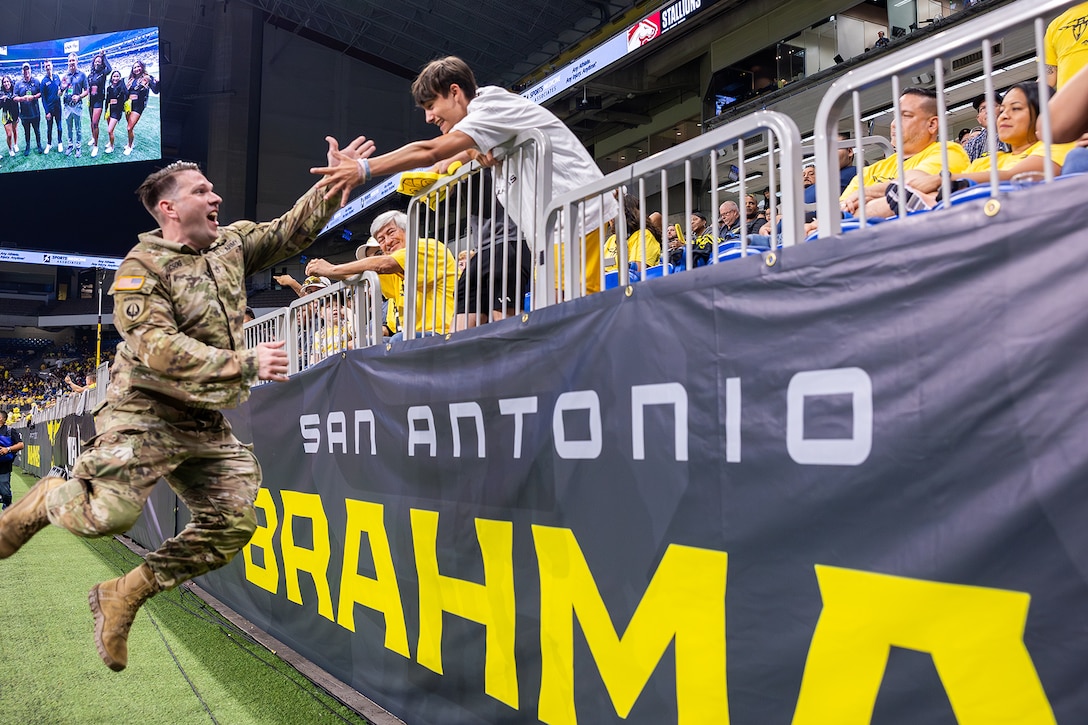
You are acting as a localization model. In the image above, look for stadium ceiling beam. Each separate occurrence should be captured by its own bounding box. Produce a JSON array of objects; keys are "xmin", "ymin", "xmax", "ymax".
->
[
  {"xmin": 232, "ymin": 0, "xmax": 629, "ymax": 87},
  {"xmin": 235, "ymin": 0, "xmax": 506, "ymax": 65}
]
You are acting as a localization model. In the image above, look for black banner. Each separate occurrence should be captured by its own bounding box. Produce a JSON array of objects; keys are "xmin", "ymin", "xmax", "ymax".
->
[{"xmin": 41, "ymin": 180, "xmax": 1088, "ymax": 723}]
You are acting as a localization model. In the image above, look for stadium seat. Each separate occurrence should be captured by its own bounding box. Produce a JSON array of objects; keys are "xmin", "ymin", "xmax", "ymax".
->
[
  {"xmin": 601, "ymin": 263, "xmax": 675, "ymax": 289},
  {"xmin": 717, "ymin": 242, "xmax": 768, "ymax": 261},
  {"xmin": 930, "ymin": 182, "xmax": 1017, "ymax": 211}
]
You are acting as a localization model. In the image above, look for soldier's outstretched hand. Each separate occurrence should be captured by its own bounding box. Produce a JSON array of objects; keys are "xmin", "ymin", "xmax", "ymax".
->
[
  {"xmin": 256, "ymin": 340, "xmax": 290, "ymax": 382},
  {"xmin": 312, "ymin": 135, "xmax": 377, "ymax": 208}
]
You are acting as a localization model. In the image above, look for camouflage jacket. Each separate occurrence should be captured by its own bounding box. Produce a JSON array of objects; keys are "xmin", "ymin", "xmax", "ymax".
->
[{"xmin": 108, "ymin": 184, "xmax": 336, "ymax": 409}]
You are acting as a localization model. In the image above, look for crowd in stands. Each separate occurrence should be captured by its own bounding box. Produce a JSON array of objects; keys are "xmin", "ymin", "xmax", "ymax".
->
[
  {"xmin": 293, "ymin": 6, "xmax": 1088, "ymax": 345},
  {"xmin": 0, "ymin": 337, "xmax": 112, "ymax": 421},
  {"xmin": 10, "ymin": 5, "xmax": 1083, "ymax": 386}
]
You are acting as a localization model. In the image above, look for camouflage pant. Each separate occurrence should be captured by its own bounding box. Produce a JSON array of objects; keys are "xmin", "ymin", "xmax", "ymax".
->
[{"xmin": 44, "ymin": 391, "xmax": 262, "ymax": 590}]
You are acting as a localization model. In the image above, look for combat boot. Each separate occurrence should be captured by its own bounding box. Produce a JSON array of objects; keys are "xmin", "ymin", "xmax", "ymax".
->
[
  {"xmin": 0, "ymin": 476, "xmax": 64, "ymax": 558},
  {"xmin": 89, "ymin": 562, "xmax": 160, "ymax": 671}
]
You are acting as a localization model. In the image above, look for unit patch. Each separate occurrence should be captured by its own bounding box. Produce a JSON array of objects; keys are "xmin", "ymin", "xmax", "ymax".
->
[{"xmin": 118, "ymin": 295, "xmax": 150, "ymax": 327}]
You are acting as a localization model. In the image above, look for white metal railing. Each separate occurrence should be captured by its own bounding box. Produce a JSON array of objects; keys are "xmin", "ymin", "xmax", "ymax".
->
[
  {"xmin": 402, "ymin": 129, "xmax": 552, "ymax": 339},
  {"xmin": 799, "ymin": 135, "xmax": 894, "ymax": 219},
  {"xmin": 244, "ymin": 272, "xmax": 382, "ymax": 377},
  {"xmin": 543, "ymin": 110, "xmax": 803, "ymax": 303},
  {"xmin": 17, "ymin": 359, "xmax": 110, "ymax": 424},
  {"xmin": 813, "ymin": 0, "xmax": 1077, "ymax": 238}
]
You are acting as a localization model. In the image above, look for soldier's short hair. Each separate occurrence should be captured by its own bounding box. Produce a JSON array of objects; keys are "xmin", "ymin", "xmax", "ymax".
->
[
  {"xmin": 411, "ymin": 56, "xmax": 477, "ymax": 107},
  {"xmin": 136, "ymin": 161, "xmax": 202, "ymax": 217}
]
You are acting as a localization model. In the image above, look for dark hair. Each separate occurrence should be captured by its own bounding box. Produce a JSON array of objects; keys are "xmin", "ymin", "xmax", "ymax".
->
[
  {"xmin": 971, "ymin": 93, "xmax": 988, "ymax": 111},
  {"xmin": 618, "ymin": 194, "xmax": 661, "ymax": 240},
  {"xmin": 691, "ymin": 210, "xmax": 708, "ymax": 222},
  {"xmin": 1002, "ymin": 82, "xmax": 1053, "ymax": 139},
  {"xmin": 411, "ymin": 56, "xmax": 478, "ymax": 106},
  {"xmin": 1003, "ymin": 82, "xmax": 1049, "ymax": 115},
  {"xmin": 901, "ymin": 86, "xmax": 939, "ymax": 116},
  {"xmin": 135, "ymin": 161, "xmax": 202, "ymax": 216}
]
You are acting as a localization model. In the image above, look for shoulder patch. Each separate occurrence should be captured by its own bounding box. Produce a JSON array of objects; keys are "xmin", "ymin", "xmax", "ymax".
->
[
  {"xmin": 117, "ymin": 295, "xmax": 151, "ymax": 328},
  {"xmin": 114, "ymin": 275, "xmax": 146, "ymax": 291}
]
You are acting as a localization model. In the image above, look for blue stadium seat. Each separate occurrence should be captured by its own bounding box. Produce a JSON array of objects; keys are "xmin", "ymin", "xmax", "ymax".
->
[
  {"xmin": 931, "ymin": 182, "xmax": 1017, "ymax": 211},
  {"xmin": 604, "ymin": 263, "xmax": 673, "ymax": 289},
  {"xmin": 717, "ymin": 242, "xmax": 768, "ymax": 261}
]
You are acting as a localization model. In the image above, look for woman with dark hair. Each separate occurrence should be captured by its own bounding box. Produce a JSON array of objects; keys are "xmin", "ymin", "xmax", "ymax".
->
[
  {"xmin": 890, "ymin": 82, "xmax": 1076, "ymax": 209},
  {"xmin": 103, "ymin": 70, "xmax": 127, "ymax": 154},
  {"xmin": 953, "ymin": 82, "xmax": 1074, "ymax": 179},
  {"xmin": 0, "ymin": 76, "xmax": 18, "ymax": 158},
  {"xmin": 86, "ymin": 52, "xmax": 112, "ymax": 157},
  {"xmin": 122, "ymin": 60, "xmax": 159, "ymax": 156},
  {"xmin": 603, "ymin": 193, "xmax": 662, "ymax": 274}
]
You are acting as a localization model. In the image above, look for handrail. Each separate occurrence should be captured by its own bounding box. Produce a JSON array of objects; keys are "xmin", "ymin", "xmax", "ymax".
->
[
  {"xmin": 542, "ymin": 110, "xmax": 803, "ymax": 303},
  {"xmin": 813, "ymin": 0, "xmax": 1076, "ymax": 238},
  {"xmin": 402, "ymin": 128, "xmax": 552, "ymax": 339}
]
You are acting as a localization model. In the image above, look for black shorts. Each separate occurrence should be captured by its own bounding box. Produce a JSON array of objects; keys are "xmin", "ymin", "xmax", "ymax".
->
[
  {"xmin": 89, "ymin": 99, "xmax": 104, "ymax": 111},
  {"xmin": 129, "ymin": 98, "xmax": 147, "ymax": 115},
  {"xmin": 455, "ymin": 239, "xmax": 532, "ymax": 315}
]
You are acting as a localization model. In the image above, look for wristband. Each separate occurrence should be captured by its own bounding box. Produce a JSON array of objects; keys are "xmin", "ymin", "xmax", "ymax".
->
[{"xmin": 357, "ymin": 157, "xmax": 372, "ymax": 184}]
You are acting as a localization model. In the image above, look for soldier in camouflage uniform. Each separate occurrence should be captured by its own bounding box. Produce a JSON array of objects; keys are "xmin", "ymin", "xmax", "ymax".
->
[{"xmin": 0, "ymin": 135, "xmax": 373, "ymax": 671}]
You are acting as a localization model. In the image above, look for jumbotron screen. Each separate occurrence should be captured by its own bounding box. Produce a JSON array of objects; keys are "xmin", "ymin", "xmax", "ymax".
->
[{"xmin": 0, "ymin": 27, "xmax": 160, "ymax": 174}]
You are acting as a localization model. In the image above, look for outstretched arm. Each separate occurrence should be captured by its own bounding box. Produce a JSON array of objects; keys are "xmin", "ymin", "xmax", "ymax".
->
[
  {"xmin": 311, "ymin": 130, "xmax": 478, "ymax": 207},
  {"xmin": 273, "ymin": 274, "xmax": 304, "ymax": 297},
  {"xmin": 238, "ymin": 135, "xmax": 375, "ymax": 274},
  {"xmin": 65, "ymin": 374, "xmax": 89, "ymax": 393},
  {"xmin": 306, "ymin": 255, "xmax": 403, "ymax": 280}
]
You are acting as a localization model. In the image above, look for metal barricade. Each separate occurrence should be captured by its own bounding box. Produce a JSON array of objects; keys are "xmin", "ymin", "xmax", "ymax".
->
[
  {"xmin": 403, "ymin": 129, "xmax": 552, "ymax": 338},
  {"xmin": 276, "ymin": 272, "xmax": 382, "ymax": 375},
  {"xmin": 542, "ymin": 111, "xmax": 803, "ymax": 303},
  {"xmin": 813, "ymin": 0, "xmax": 1075, "ymax": 238},
  {"xmin": 244, "ymin": 308, "xmax": 290, "ymax": 385},
  {"xmin": 85, "ymin": 361, "xmax": 109, "ymax": 413}
]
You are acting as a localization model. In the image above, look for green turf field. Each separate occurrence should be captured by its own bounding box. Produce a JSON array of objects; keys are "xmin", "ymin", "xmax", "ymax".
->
[
  {"xmin": 0, "ymin": 469, "xmax": 370, "ymax": 724},
  {"xmin": 0, "ymin": 96, "xmax": 161, "ymax": 174}
]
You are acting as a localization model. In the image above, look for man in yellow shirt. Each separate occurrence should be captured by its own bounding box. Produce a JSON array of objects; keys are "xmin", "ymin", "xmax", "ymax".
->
[
  {"xmin": 64, "ymin": 371, "xmax": 96, "ymax": 393},
  {"xmin": 1045, "ymin": 3, "xmax": 1088, "ymax": 89},
  {"xmin": 840, "ymin": 87, "xmax": 969, "ymax": 219},
  {"xmin": 305, "ymin": 210, "xmax": 457, "ymax": 337}
]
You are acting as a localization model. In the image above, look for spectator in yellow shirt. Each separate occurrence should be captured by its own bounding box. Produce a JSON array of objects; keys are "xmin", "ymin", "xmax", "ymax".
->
[
  {"xmin": 840, "ymin": 87, "xmax": 969, "ymax": 219},
  {"xmin": 305, "ymin": 210, "xmax": 457, "ymax": 337}
]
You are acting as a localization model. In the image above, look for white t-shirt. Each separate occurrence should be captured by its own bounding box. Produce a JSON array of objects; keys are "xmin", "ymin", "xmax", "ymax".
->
[{"xmin": 451, "ymin": 86, "xmax": 615, "ymax": 234}]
